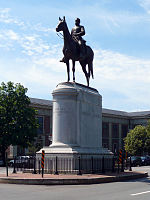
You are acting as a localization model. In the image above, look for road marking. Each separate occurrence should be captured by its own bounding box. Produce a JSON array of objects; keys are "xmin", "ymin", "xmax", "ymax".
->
[{"xmin": 131, "ymin": 191, "xmax": 150, "ymax": 196}]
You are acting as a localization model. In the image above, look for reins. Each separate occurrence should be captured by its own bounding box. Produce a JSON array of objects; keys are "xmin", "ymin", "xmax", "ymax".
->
[{"xmin": 56, "ymin": 32, "xmax": 64, "ymax": 39}]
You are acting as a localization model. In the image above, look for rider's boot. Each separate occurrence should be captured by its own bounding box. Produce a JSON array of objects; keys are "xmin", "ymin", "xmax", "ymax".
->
[
  {"xmin": 79, "ymin": 45, "xmax": 86, "ymax": 60},
  {"xmin": 79, "ymin": 52, "xmax": 85, "ymax": 60},
  {"xmin": 60, "ymin": 57, "xmax": 66, "ymax": 63}
]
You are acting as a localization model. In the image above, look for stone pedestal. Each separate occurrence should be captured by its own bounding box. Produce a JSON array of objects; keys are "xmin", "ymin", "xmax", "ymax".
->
[{"xmin": 37, "ymin": 82, "xmax": 113, "ymax": 172}]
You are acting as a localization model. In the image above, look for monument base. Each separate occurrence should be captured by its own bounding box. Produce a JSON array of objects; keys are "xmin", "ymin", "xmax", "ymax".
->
[
  {"xmin": 36, "ymin": 82, "xmax": 113, "ymax": 172},
  {"xmin": 36, "ymin": 146, "xmax": 113, "ymax": 173}
]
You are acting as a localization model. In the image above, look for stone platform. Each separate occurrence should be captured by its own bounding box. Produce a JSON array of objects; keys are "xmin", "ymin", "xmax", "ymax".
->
[
  {"xmin": 37, "ymin": 82, "xmax": 113, "ymax": 171},
  {"xmin": 0, "ymin": 171, "xmax": 148, "ymax": 185}
]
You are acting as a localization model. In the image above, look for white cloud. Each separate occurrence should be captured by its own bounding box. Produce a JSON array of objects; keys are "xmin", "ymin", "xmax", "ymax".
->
[
  {"xmin": 0, "ymin": 8, "xmax": 25, "ymax": 26},
  {"xmin": 0, "ymin": 5, "xmax": 150, "ymax": 111},
  {"xmin": 0, "ymin": 7, "xmax": 54, "ymax": 33},
  {"xmin": 93, "ymin": 49, "xmax": 150, "ymax": 110},
  {"xmin": 31, "ymin": 23, "xmax": 55, "ymax": 33},
  {"xmin": 138, "ymin": 0, "xmax": 150, "ymax": 14},
  {"xmin": 1, "ymin": 43, "xmax": 150, "ymax": 111},
  {"xmin": 94, "ymin": 49, "xmax": 150, "ymax": 83},
  {"xmin": 6, "ymin": 30, "xmax": 19, "ymax": 40}
]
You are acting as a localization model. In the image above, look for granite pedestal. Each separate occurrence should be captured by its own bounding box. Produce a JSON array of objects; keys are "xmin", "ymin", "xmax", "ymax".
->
[{"xmin": 37, "ymin": 82, "xmax": 113, "ymax": 172}]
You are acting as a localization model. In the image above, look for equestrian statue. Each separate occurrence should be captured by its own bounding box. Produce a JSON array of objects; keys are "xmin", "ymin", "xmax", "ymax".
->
[{"xmin": 56, "ymin": 17, "xmax": 94, "ymax": 86}]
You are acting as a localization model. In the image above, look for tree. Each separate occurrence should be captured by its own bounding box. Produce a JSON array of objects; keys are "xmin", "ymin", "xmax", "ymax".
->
[
  {"xmin": 0, "ymin": 81, "xmax": 39, "ymax": 163},
  {"xmin": 27, "ymin": 142, "xmax": 43, "ymax": 156},
  {"xmin": 145, "ymin": 120, "xmax": 150, "ymax": 154},
  {"xmin": 124, "ymin": 122, "xmax": 150, "ymax": 156}
]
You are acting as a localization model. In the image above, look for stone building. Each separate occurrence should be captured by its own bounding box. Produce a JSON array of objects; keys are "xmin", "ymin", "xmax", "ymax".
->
[
  {"xmin": 9, "ymin": 97, "xmax": 150, "ymax": 157},
  {"xmin": 31, "ymin": 98, "xmax": 150, "ymax": 154}
]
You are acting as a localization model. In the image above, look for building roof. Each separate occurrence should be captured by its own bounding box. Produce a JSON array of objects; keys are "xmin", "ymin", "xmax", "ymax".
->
[
  {"xmin": 30, "ymin": 97, "xmax": 150, "ymax": 118},
  {"xmin": 128, "ymin": 111, "xmax": 150, "ymax": 117},
  {"xmin": 102, "ymin": 108, "xmax": 128, "ymax": 117},
  {"xmin": 102, "ymin": 108, "xmax": 150, "ymax": 118},
  {"xmin": 30, "ymin": 98, "xmax": 52, "ymax": 107}
]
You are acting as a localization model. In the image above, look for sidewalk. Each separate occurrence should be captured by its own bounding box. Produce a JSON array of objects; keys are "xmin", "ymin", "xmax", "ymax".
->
[{"xmin": 0, "ymin": 170, "xmax": 148, "ymax": 185}]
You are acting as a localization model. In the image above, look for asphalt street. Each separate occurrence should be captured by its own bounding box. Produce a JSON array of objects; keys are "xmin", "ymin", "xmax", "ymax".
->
[{"xmin": 0, "ymin": 166, "xmax": 150, "ymax": 200}]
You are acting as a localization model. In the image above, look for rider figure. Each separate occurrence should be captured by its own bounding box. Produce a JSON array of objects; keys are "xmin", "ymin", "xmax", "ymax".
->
[{"xmin": 60, "ymin": 18, "xmax": 86, "ymax": 62}]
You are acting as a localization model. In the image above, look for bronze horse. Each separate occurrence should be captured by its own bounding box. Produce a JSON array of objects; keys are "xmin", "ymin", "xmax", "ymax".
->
[{"xmin": 56, "ymin": 17, "xmax": 94, "ymax": 86}]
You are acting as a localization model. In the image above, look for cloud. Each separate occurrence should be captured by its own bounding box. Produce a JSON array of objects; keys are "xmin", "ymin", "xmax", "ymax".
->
[
  {"xmin": 94, "ymin": 49, "xmax": 150, "ymax": 83},
  {"xmin": 0, "ymin": 8, "xmax": 25, "ymax": 26},
  {"xmin": 1, "ymin": 42, "xmax": 150, "ymax": 111},
  {"xmin": 93, "ymin": 49, "xmax": 150, "ymax": 110},
  {"xmin": 0, "ymin": 8, "xmax": 55, "ymax": 56},
  {"xmin": 0, "ymin": 4, "xmax": 150, "ymax": 111},
  {"xmin": 138, "ymin": 0, "xmax": 150, "ymax": 14},
  {"xmin": 0, "ymin": 7, "xmax": 54, "ymax": 33}
]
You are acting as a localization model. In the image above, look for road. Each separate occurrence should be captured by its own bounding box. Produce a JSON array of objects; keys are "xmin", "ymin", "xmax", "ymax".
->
[{"xmin": 0, "ymin": 166, "xmax": 150, "ymax": 200}]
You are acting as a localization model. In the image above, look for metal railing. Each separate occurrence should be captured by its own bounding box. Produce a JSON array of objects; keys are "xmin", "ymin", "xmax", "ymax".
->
[{"xmin": 7, "ymin": 155, "xmax": 132, "ymax": 175}]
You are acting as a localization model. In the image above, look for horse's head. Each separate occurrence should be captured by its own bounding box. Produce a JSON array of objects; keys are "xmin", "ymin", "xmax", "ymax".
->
[{"xmin": 56, "ymin": 16, "xmax": 66, "ymax": 32}]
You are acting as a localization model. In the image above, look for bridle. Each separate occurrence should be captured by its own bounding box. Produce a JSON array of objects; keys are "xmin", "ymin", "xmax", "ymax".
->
[{"xmin": 56, "ymin": 32, "xmax": 64, "ymax": 39}]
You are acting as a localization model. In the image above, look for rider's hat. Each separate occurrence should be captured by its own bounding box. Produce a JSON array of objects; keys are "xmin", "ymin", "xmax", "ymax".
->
[{"xmin": 75, "ymin": 18, "xmax": 80, "ymax": 23}]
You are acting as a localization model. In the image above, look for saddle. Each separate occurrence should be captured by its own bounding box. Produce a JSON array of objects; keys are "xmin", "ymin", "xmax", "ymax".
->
[{"xmin": 73, "ymin": 38, "xmax": 87, "ymax": 59}]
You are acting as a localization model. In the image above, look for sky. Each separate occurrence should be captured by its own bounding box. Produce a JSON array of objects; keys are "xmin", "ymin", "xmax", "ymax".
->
[{"xmin": 0, "ymin": 0, "xmax": 150, "ymax": 111}]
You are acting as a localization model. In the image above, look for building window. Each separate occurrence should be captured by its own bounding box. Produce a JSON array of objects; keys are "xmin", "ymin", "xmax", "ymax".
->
[
  {"xmin": 122, "ymin": 124, "xmax": 128, "ymax": 138},
  {"xmin": 103, "ymin": 143, "xmax": 108, "ymax": 148},
  {"xmin": 113, "ymin": 143, "xmax": 117, "ymax": 154},
  {"xmin": 102, "ymin": 122, "xmax": 109, "ymax": 138},
  {"xmin": 102, "ymin": 138, "xmax": 109, "ymax": 148},
  {"xmin": 112, "ymin": 123, "xmax": 119, "ymax": 138},
  {"xmin": 37, "ymin": 116, "xmax": 43, "ymax": 134}
]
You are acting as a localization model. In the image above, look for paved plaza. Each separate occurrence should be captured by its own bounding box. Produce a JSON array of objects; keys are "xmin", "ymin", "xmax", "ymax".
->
[{"xmin": 0, "ymin": 167, "xmax": 150, "ymax": 200}]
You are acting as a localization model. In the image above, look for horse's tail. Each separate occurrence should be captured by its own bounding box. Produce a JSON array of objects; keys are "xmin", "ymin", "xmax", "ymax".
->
[
  {"xmin": 91, "ymin": 62, "xmax": 94, "ymax": 79},
  {"xmin": 86, "ymin": 46, "xmax": 94, "ymax": 79},
  {"xmin": 88, "ymin": 61, "xmax": 94, "ymax": 79}
]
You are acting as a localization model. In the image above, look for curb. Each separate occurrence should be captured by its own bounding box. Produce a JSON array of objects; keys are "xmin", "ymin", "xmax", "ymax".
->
[{"xmin": 0, "ymin": 172, "xmax": 148, "ymax": 185}]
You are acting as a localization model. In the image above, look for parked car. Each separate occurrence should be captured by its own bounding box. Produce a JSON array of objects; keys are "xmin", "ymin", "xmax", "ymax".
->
[
  {"xmin": 128, "ymin": 156, "xmax": 142, "ymax": 167},
  {"xmin": 9, "ymin": 156, "xmax": 30, "ymax": 167},
  {"xmin": 0, "ymin": 160, "xmax": 4, "ymax": 167},
  {"xmin": 140, "ymin": 156, "xmax": 150, "ymax": 166}
]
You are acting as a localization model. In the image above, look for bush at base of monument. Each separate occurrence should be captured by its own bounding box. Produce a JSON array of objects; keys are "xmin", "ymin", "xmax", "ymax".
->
[{"xmin": 0, "ymin": 81, "xmax": 39, "ymax": 164}]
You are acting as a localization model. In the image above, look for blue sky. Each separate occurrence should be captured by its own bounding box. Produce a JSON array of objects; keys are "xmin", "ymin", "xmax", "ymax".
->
[{"xmin": 0, "ymin": 0, "xmax": 150, "ymax": 111}]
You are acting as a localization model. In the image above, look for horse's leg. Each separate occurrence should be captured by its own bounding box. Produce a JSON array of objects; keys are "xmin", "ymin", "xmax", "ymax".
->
[
  {"xmin": 80, "ymin": 63, "xmax": 89, "ymax": 86},
  {"xmin": 88, "ymin": 62, "xmax": 90, "ymax": 78},
  {"xmin": 88, "ymin": 61, "xmax": 94, "ymax": 79},
  {"xmin": 66, "ymin": 60, "xmax": 70, "ymax": 82},
  {"xmin": 72, "ymin": 60, "xmax": 75, "ymax": 82}
]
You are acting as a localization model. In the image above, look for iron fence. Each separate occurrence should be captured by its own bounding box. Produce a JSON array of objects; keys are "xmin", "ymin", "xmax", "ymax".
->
[{"xmin": 8, "ymin": 155, "xmax": 132, "ymax": 175}]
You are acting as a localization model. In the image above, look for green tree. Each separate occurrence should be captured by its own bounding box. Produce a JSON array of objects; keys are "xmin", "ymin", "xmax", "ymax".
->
[
  {"xmin": 0, "ymin": 81, "xmax": 39, "ymax": 163},
  {"xmin": 124, "ymin": 123, "xmax": 150, "ymax": 156},
  {"xmin": 145, "ymin": 120, "xmax": 150, "ymax": 154},
  {"xmin": 27, "ymin": 142, "xmax": 43, "ymax": 156}
]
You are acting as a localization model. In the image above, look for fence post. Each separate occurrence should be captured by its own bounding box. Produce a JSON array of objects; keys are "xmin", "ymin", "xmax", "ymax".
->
[
  {"xmin": 5, "ymin": 152, "xmax": 8, "ymax": 177},
  {"xmin": 28, "ymin": 158, "xmax": 31, "ymax": 169},
  {"xmin": 112, "ymin": 156, "xmax": 115, "ymax": 173},
  {"xmin": 54, "ymin": 156, "xmax": 59, "ymax": 175},
  {"xmin": 121, "ymin": 157, "xmax": 124, "ymax": 172},
  {"xmin": 117, "ymin": 158, "xmax": 120, "ymax": 174},
  {"xmin": 77, "ymin": 156, "xmax": 82, "ymax": 175},
  {"xmin": 38, "ymin": 159, "xmax": 41, "ymax": 174},
  {"xmin": 33, "ymin": 157, "xmax": 37, "ymax": 174},
  {"xmin": 102, "ymin": 156, "xmax": 105, "ymax": 173},
  {"xmin": 41, "ymin": 150, "xmax": 45, "ymax": 178},
  {"xmin": 13, "ymin": 156, "xmax": 16, "ymax": 174},
  {"xmin": 129, "ymin": 156, "xmax": 132, "ymax": 171},
  {"xmin": 91, "ymin": 156, "xmax": 94, "ymax": 174}
]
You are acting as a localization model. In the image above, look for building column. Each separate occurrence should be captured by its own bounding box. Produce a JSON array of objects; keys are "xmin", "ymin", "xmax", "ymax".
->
[
  {"xmin": 119, "ymin": 124, "xmax": 122, "ymax": 150},
  {"xmin": 109, "ymin": 122, "xmax": 112, "ymax": 151}
]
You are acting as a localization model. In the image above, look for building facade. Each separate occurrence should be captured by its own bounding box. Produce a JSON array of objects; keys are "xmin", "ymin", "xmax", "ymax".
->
[
  {"xmin": 30, "ymin": 98, "xmax": 150, "ymax": 155},
  {"xmin": 9, "ymin": 97, "xmax": 150, "ymax": 157}
]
